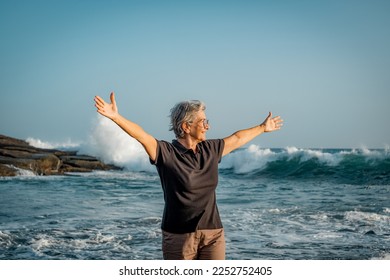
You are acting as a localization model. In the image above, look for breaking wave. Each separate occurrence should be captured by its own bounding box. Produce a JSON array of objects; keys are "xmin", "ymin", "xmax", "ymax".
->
[
  {"xmin": 80, "ymin": 116, "xmax": 155, "ymax": 172},
  {"xmin": 220, "ymin": 145, "xmax": 390, "ymax": 185}
]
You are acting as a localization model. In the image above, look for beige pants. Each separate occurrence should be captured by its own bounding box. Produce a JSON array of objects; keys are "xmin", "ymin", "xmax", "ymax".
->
[{"xmin": 162, "ymin": 228, "xmax": 225, "ymax": 260}]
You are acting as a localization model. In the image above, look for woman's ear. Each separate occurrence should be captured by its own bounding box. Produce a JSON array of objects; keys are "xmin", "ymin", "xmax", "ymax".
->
[{"xmin": 182, "ymin": 122, "xmax": 190, "ymax": 134}]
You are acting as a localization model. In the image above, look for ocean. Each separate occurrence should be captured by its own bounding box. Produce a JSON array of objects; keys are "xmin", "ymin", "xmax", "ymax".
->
[{"xmin": 1, "ymin": 138, "xmax": 389, "ymax": 260}]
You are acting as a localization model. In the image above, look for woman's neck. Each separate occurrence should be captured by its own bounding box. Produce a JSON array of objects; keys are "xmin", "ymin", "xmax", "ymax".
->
[{"xmin": 177, "ymin": 137, "xmax": 199, "ymax": 152}]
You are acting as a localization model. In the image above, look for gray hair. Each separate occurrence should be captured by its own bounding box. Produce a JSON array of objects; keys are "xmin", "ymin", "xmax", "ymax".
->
[{"xmin": 169, "ymin": 100, "xmax": 206, "ymax": 139}]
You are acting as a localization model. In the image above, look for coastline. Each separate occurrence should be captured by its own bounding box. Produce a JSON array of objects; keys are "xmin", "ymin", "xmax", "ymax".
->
[{"xmin": 0, "ymin": 134, "xmax": 120, "ymax": 176}]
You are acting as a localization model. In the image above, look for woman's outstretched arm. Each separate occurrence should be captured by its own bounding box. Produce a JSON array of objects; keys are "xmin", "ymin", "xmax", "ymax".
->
[
  {"xmin": 222, "ymin": 112, "xmax": 283, "ymax": 156},
  {"xmin": 94, "ymin": 92, "xmax": 157, "ymax": 161}
]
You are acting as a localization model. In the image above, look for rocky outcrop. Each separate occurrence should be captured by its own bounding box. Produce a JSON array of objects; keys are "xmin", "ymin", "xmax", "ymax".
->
[{"xmin": 0, "ymin": 134, "xmax": 120, "ymax": 176}]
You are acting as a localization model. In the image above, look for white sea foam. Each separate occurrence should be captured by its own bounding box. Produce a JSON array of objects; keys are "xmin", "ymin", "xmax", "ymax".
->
[
  {"xmin": 372, "ymin": 253, "xmax": 390, "ymax": 260},
  {"xmin": 23, "ymin": 116, "xmax": 154, "ymax": 172},
  {"xmin": 30, "ymin": 230, "xmax": 124, "ymax": 257},
  {"xmin": 345, "ymin": 211, "xmax": 390, "ymax": 223},
  {"xmin": 220, "ymin": 144, "xmax": 277, "ymax": 173},
  {"xmin": 5, "ymin": 165, "xmax": 37, "ymax": 177},
  {"xmin": 26, "ymin": 137, "xmax": 81, "ymax": 150},
  {"xmin": 80, "ymin": 116, "xmax": 155, "ymax": 172},
  {"xmin": 92, "ymin": 232, "xmax": 115, "ymax": 243},
  {"xmin": 0, "ymin": 231, "xmax": 14, "ymax": 247},
  {"xmin": 349, "ymin": 147, "xmax": 390, "ymax": 163},
  {"xmin": 268, "ymin": 208, "xmax": 282, "ymax": 214},
  {"xmin": 313, "ymin": 232, "xmax": 343, "ymax": 239},
  {"xmin": 286, "ymin": 146, "xmax": 343, "ymax": 166},
  {"xmin": 31, "ymin": 234, "xmax": 56, "ymax": 255},
  {"xmin": 220, "ymin": 144, "xmax": 345, "ymax": 173},
  {"xmin": 16, "ymin": 169, "xmax": 36, "ymax": 177},
  {"xmin": 74, "ymin": 170, "xmax": 158, "ymax": 181}
]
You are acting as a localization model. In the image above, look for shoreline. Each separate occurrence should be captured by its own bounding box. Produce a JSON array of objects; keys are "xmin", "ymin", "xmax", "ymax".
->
[{"xmin": 0, "ymin": 134, "xmax": 120, "ymax": 177}]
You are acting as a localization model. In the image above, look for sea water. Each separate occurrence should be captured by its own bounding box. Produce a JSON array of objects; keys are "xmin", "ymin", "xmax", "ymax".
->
[
  {"xmin": 1, "ymin": 118, "xmax": 389, "ymax": 259},
  {"xmin": 1, "ymin": 145, "xmax": 389, "ymax": 260}
]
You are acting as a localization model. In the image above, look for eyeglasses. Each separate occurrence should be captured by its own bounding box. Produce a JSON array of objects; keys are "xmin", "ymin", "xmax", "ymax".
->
[
  {"xmin": 188, "ymin": 119, "xmax": 209, "ymax": 128},
  {"xmin": 200, "ymin": 119, "xmax": 209, "ymax": 127}
]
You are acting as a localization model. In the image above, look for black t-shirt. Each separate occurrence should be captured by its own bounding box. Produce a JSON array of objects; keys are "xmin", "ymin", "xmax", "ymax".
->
[{"xmin": 150, "ymin": 139, "xmax": 225, "ymax": 233}]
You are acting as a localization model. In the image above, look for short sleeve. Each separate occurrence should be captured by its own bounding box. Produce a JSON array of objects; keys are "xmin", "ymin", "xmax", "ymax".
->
[
  {"xmin": 203, "ymin": 139, "xmax": 225, "ymax": 163},
  {"xmin": 149, "ymin": 139, "xmax": 161, "ymax": 166}
]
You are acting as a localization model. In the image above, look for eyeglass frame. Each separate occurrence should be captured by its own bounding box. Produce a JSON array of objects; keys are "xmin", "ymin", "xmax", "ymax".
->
[{"xmin": 187, "ymin": 118, "xmax": 210, "ymax": 128}]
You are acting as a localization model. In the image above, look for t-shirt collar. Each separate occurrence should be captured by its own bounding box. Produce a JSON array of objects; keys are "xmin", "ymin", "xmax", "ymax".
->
[{"xmin": 172, "ymin": 139, "xmax": 202, "ymax": 155}]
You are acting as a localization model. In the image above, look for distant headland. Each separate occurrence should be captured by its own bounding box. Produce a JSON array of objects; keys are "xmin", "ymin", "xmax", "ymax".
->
[{"xmin": 0, "ymin": 134, "xmax": 120, "ymax": 176}]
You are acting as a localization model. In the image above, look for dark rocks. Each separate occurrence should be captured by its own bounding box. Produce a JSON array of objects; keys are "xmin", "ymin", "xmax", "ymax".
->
[
  {"xmin": 0, "ymin": 134, "xmax": 120, "ymax": 176},
  {"xmin": 0, "ymin": 164, "xmax": 17, "ymax": 176}
]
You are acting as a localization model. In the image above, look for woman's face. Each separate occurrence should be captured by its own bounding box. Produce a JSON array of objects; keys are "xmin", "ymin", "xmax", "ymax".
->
[{"xmin": 188, "ymin": 110, "xmax": 209, "ymax": 142}]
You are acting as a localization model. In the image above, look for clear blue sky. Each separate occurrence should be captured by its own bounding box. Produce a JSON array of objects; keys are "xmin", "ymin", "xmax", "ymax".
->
[{"xmin": 1, "ymin": 0, "xmax": 389, "ymax": 148}]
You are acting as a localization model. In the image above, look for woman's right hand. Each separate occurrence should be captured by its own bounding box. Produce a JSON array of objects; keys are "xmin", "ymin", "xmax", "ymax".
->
[{"xmin": 94, "ymin": 92, "xmax": 118, "ymax": 120}]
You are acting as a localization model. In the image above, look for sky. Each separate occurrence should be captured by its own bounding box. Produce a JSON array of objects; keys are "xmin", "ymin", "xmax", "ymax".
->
[{"xmin": 1, "ymin": 0, "xmax": 389, "ymax": 149}]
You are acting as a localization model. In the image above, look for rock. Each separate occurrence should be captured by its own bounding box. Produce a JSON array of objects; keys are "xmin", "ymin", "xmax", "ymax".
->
[
  {"xmin": 32, "ymin": 154, "xmax": 62, "ymax": 175},
  {"xmin": 0, "ymin": 134, "xmax": 121, "ymax": 176},
  {"xmin": 0, "ymin": 164, "xmax": 18, "ymax": 176}
]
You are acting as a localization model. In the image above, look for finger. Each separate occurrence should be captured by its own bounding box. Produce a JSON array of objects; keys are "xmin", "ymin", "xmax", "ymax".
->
[
  {"xmin": 276, "ymin": 122, "xmax": 283, "ymax": 129},
  {"xmin": 95, "ymin": 103, "xmax": 104, "ymax": 112},
  {"xmin": 94, "ymin": 96, "xmax": 106, "ymax": 107},
  {"xmin": 274, "ymin": 121, "xmax": 283, "ymax": 127},
  {"xmin": 274, "ymin": 118, "xmax": 283, "ymax": 125},
  {"xmin": 110, "ymin": 92, "xmax": 116, "ymax": 106},
  {"xmin": 94, "ymin": 101, "xmax": 105, "ymax": 111},
  {"xmin": 96, "ymin": 109, "xmax": 106, "ymax": 116}
]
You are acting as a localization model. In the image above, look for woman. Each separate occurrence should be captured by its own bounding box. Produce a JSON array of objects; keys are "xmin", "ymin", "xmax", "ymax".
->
[{"xmin": 94, "ymin": 92, "xmax": 283, "ymax": 259}]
